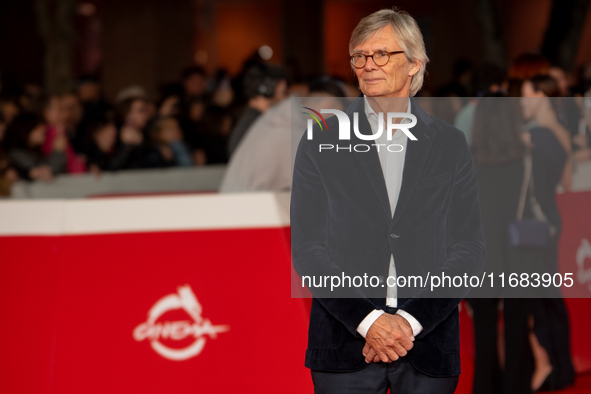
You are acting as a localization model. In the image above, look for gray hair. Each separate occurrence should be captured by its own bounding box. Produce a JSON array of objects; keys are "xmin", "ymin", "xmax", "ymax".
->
[{"xmin": 349, "ymin": 8, "xmax": 429, "ymax": 96}]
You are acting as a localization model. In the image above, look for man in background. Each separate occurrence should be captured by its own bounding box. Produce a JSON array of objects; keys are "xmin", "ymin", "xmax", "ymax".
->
[{"xmin": 227, "ymin": 64, "xmax": 287, "ymax": 156}]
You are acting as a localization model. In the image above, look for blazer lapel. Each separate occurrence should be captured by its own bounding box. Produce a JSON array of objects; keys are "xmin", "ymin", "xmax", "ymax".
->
[
  {"xmin": 391, "ymin": 98, "xmax": 436, "ymax": 227},
  {"xmin": 347, "ymin": 98, "xmax": 392, "ymax": 220},
  {"xmin": 345, "ymin": 97, "xmax": 437, "ymax": 224}
]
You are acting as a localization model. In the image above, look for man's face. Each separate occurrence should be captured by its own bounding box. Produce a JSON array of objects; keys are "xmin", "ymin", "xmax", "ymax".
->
[{"xmin": 352, "ymin": 25, "xmax": 420, "ymax": 98}]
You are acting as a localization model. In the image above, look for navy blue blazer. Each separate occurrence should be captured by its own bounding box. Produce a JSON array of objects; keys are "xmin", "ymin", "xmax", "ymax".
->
[{"xmin": 291, "ymin": 97, "xmax": 486, "ymax": 376}]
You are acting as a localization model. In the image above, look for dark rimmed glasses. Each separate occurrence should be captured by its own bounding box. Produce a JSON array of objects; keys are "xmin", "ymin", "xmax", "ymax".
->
[{"xmin": 350, "ymin": 51, "xmax": 405, "ymax": 68}]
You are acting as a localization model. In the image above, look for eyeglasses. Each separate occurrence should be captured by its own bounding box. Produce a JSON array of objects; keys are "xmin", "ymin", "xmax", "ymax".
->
[{"xmin": 350, "ymin": 51, "xmax": 405, "ymax": 68}]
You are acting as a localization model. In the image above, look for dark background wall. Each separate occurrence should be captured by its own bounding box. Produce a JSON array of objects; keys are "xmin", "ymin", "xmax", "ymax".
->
[
  {"xmin": 100, "ymin": 0, "xmax": 194, "ymax": 99},
  {"xmin": 0, "ymin": 0, "xmax": 44, "ymax": 93},
  {"xmin": 1, "ymin": 0, "xmax": 590, "ymax": 99}
]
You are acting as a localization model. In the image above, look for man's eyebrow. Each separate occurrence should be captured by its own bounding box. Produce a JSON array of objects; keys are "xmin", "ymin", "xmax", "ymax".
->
[{"xmin": 352, "ymin": 48, "xmax": 389, "ymax": 54}]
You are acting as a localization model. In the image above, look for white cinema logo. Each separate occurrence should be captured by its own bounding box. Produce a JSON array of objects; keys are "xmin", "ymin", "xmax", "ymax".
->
[{"xmin": 133, "ymin": 284, "xmax": 229, "ymax": 361}]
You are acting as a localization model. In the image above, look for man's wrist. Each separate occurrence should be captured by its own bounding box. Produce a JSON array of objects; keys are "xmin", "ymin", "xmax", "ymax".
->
[
  {"xmin": 356, "ymin": 309, "xmax": 385, "ymax": 338},
  {"xmin": 396, "ymin": 309, "xmax": 423, "ymax": 337}
]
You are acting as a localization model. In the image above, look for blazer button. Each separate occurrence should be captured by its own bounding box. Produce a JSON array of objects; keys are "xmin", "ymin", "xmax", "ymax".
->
[
  {"xmin": 378, "ymin": 276, "xmax": 385, "ymax": 285},
  {"xmin": 390, "ymin": 233, "xmax": 400, "ymax": 239}
]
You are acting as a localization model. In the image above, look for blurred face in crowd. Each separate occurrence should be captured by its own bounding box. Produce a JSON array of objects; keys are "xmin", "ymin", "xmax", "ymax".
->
[
  {"xmin": 93, "ymin": 123, "xmax": 117, "ymax": 153},
  {"xmin": 22, "ymin": 84, "xmax": 42, "ymax": 107},
  {"xmin": 212, "ymin": 79, "xmax": 234, "ymax": 107},
  {"xmin": 28, "ymin": 123, "xmax": 46, "ymax": 147},
  {"xmin": 189, "ymin": 101, "xmax": 205, "ymax": 122},
  {"xmin": 351, "ymin": 25, "xmax": 421, "ymax": 98},
  {"xmin": 184, "ymin": 73, "xmax": 207, "ymax": 97},
  {"xmin": 77, "ymin": 81, "xmax": 101, "ymax": 102},
  {"xmin": 44, "ymin": 96, "xmax": 66, "ymax": 127},
  {"xmin": 159, "ymin": 95, "xmax": 181, "ymax": 117},
  {"xmin": 61, "ymin": 93, "xmax": 83, "ymax": 129},
  {"xmin": 126, "ymin": 99, "xmax": 151, "ymax": 129},
  {"xmin": 222, "ymin": 116, "xmax": 232, "ymax": 135},
  {"xmin": 156, "ymin": 117, "xmax": 182, "ymax": 144},
  {"xmin": 1, "ymin": 100, "xmax": 20, "ymax": 125},
  {"xmin": 549, "ymin": 67, "xmax": 569, "ymax": 96},
  {"xmin": 520, "ymin": 80, "xmax": 545, "ymax": 120}
]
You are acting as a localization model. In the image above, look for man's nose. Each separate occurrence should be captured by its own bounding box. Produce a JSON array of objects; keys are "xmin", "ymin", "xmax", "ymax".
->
[{"xmin": 364, "ymin": 56, "xmax": 379, "ymax": 71}]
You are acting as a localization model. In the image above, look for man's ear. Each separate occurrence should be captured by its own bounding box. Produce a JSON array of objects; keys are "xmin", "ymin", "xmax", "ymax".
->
[{"xmin": 408, "ymin": 60, "xmax": 422, "ymax": 78}]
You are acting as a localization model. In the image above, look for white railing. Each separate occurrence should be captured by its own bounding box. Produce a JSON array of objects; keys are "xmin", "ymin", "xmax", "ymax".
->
[{"xmin": 7, "ymin": 165, "xmax": 226, "ymax": 199}]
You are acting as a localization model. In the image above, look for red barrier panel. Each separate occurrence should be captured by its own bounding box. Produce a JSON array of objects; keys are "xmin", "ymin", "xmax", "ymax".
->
[
  {"xmin": 556, "ymin": 191, "xmax": 591, "ymax": 373},
  {"xmin": 1, "ymin": 190, "xmax": 589, "ymax": 393},
  {"xmin": 557, "ymin": 191, "xmax": 591, "ymax": 298},
  {"xmin": 0, "ymin": 194, "xmax": 313, "ymax": 393}
]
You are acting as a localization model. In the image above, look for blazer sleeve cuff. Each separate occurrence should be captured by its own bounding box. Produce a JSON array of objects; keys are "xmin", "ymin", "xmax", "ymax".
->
[
  {"xmin": 396, "ymin": 309, "xmax": 423, "ymax": 337},
  {"xmin": 356, "ymin": 309, "xmax": 385, "ymax": 338}
]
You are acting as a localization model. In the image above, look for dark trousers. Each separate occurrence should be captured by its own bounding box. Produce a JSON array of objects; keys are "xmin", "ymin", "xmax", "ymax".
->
[
  {"xmin": 311, "ymin": 356, "xmax": 459, "ymax": 394},
  {"xmin": 469, "ymin": 298, "xmax": 534, "ymax": 394}
]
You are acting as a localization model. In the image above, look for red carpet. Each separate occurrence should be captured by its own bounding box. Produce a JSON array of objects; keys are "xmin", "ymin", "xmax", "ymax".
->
[
  {"xmin": 456, "ymin": 299, "xmax": 591, "ymax": 394},
  {"xmin": 546, "ymin": 375, "xmax": 591, "ymax": 393}
]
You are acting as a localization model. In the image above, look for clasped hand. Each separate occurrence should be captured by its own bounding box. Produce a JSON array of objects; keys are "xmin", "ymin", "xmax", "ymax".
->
[{"xmin": 362, "ymin": 313, "xmax": 414, "ymax": 363}]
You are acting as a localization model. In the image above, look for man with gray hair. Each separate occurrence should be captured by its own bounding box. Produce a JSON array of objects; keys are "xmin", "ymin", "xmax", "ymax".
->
[{"xmin": 291, "ymin": 8, "xmax": 485, "ymax": 393}]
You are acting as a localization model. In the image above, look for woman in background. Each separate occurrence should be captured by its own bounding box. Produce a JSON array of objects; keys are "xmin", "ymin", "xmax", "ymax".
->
[
  {"xmin": 112, "ymin": 97, "xmax": 153, "ymax": 170},
  {"xmin": 84, "ymin": 114, "xmax": 143, "ymax": 173},
  {"xmin": 42, "ymin": 95, "xmax": 86, "ymax": 174},
  {"xmin": 521, "ymin": 76, "xmax": 576, "ymax": 391},
  {"xmin": 5, "ymin": 113, "xmax": 66, "ymax": 182},
  {"xmin": 469, "ymin": 95, "xmax": 537, "ymax": 394},
  {"xmin": 521, "ymin": 75, "xmax": 573, "ymax": 192}
]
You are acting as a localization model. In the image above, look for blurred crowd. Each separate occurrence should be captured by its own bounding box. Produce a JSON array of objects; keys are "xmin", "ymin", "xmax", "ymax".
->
[
  {"xmin": 0, "ymin": 29, "xmax": 589, "ymax": 394},
  {"xmin": 447, "ymin": 54, "xmax": 591, "ymax": 172},
  {"xmin": 0, "ymin": 50, "xmax": 590, "ymax": 196},
  {"xmin": 445, "ymin": 53, "xmax": 591, "ymax": 194}
]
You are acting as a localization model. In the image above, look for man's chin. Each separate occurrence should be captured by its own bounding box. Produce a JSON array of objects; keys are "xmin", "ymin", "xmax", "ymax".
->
[{"xmin": 361, "ymin": 87, "xmax": 387, "ymax": 97}]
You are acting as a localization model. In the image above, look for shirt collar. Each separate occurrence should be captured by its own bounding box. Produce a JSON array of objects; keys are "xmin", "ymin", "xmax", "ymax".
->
[{"xmin": 364, "ymin": 95, "xmax": 411, "ymax": 119}]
